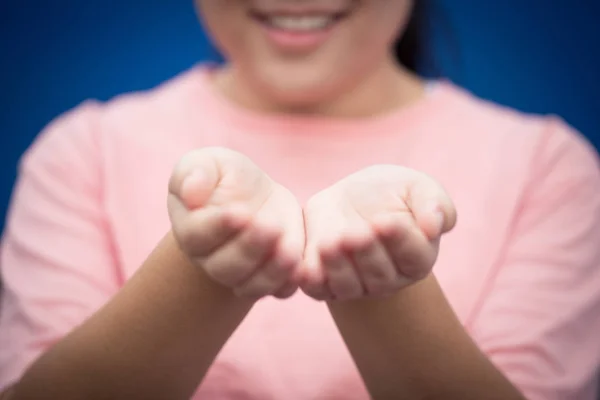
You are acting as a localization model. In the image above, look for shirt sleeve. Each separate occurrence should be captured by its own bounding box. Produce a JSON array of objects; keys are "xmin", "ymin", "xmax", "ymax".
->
[
  {"xmin": 470, "ymin": 118, "xmax": 600, "ymax": 400},
  {"xmin": 0, "ymin": 102, "xmax": 121, "ymax": 390}
]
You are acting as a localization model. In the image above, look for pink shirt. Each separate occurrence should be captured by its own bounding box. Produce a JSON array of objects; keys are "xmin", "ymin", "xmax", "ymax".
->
[{"xmin": 2, "ymin": 66, "xmax": 600, "ymax": 400}]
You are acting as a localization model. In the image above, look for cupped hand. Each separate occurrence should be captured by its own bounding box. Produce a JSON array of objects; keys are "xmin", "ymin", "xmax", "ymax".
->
[
  {"xmin": 168, "ymin": 147, "xmax": 305, "ymax": 299},
  {"xmin": 301, "ymin": 165, "xmax": 457, "ymax": 301}
]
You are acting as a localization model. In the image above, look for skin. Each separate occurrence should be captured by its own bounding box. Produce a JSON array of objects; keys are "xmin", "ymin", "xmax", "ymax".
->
[
  {"xmin": 5, "ymin": 149, "xmax": 303, "ymax": 400},
  {"xmin": 196, "ymin": 0, "xmax": 425, "ymax": 116},
  {"xmin": 302, "ymin": 166, "xmax": 525, "ymax": 398},
  {"xmin": 3, "ymin": 0, "xmax": 526, "ymax": 399},
  {"xmin": 170, "ymin": 148, "xmax": 305, "ymax": 299}
]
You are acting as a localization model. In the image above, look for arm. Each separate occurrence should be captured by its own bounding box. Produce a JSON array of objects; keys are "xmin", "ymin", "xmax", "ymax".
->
[
  {"xmin": 0, "ymin": 105, "xmax": 253, "ymax": 399},
  {"xmin": 328, "ymin": 275, "xmax": 525, "ymax": 400},
  {"xmin": 328, "ymin": 120, "xmax": 600, "ymax": 400},
  {"xmin": 9, "ymin": 232, "xmax": 252, "ymax": 400}
]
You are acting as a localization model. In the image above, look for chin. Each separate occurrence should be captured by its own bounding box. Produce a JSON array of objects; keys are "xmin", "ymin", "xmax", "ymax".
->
[{"xmin": 257, "ymin": 74, "xmax": 347, "ymax": 113}]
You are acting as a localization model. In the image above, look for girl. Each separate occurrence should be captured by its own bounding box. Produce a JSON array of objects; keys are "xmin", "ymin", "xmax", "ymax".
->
[{"xmin": 2, "ymin": 1, "xmax": 600, "ymax": 399}]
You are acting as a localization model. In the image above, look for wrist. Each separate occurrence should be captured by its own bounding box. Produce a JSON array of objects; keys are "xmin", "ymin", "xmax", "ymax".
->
[
  {"xmin": 159, "ymin": 231, "xmax": 255, "ymax": 306},
  {"xmin": 326, "ymin": 273, "xmax": 429, "ymax": 305}
]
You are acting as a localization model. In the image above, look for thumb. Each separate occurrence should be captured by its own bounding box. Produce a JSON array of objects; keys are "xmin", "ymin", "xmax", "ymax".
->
[
  {"xmin": 406, "ymin": 174, "xmax": 457, "ymax": 240},
  {"xmin": 168, "ymin": 148, "xmax": 223, "ymax": 210}
]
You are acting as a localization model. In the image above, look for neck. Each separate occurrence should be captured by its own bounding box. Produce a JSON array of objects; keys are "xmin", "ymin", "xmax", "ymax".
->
[{"xmin": 212, "ymin": 55, "xmax": 425, "ymax": 119}]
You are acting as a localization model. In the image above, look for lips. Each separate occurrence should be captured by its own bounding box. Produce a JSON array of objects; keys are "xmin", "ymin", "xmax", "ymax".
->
[
  {"xmin": 264, "ymin": 15, "xmax": 337, "ymax": 31},
  {"xmin": 252, "ymin": 12, "xmax": 348, "ymax": 33},
  {"xmin": 249, "ymin": 4, "xmax": 351, "ymax": 52}
]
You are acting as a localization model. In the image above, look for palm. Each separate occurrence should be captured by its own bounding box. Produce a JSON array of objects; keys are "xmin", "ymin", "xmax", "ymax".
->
[
  {"xmin": 302, "ymin": 165, "xmax": 456, "ymax": 301},
  {"xmin": 334, "ymin": 165, "xmax": 417, "ymax": 220},
  {"xmin": 170, "ymin": 147, "xmax": 305, "ymax": 298},
  {"xmin": 206, "ymin": 149, "xmax": 303, "ymax": 245}
]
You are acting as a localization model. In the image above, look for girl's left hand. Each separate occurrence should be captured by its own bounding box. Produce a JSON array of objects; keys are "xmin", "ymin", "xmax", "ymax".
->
[{"xmin": 301, "ymin": 165, "xmax": 457, "ymax": 301}]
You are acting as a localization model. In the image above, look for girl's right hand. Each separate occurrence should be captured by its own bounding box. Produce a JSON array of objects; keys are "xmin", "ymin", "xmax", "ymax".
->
[{"xmin": 168, "ymin": 147, "xmax": 305, "ymax": 299}]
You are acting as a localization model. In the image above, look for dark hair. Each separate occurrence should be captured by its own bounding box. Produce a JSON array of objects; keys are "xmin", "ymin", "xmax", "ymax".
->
[
  {"xmin": 395, "ymin": 2, "xmax": 459, "ymax": 78},
  {"xmin": 395, "ymin": 1, "xmax": 427, "ymax": 72}
]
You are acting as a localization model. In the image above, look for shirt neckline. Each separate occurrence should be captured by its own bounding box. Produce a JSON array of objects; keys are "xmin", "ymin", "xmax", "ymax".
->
[{"xmin": 188, "ymin": 64, "xmax": 451, "ymax": 139}]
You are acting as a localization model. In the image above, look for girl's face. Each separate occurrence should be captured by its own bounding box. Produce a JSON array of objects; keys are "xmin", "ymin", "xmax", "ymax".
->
[{"xmin": 196, "ymin": 0, "xmax": 413, "ymax": 111}]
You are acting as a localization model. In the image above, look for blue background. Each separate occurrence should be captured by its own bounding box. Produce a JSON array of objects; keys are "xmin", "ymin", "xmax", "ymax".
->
[{"xmin": 1, "ymin": 1, "xmax": 599, "ymax": 230}]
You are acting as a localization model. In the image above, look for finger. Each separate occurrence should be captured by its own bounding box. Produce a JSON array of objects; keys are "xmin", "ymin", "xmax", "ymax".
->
[
  {"xmin": 299, "ymin": 248, "xmax": 334, "ymax": 301},
  {"xmin": 301, "ymin": 203, "xmax": 340, "ymax": 301},
  {"xmin": 320, "ymin": 240, "xmax": 365, "ymax": 300},
  {"xmin": 299, "ymin": 237, "xmax": 326, "ymax": 285},
  {"xmin": 268, "ymin": 216, "xmax": 305, "ymax": 299},
  {"xmin": 233, "ymin": 244, "xmax": 298, "ymax": 298},
  {"xmin": 406, "ymin": 176, "xmax": 457, "ymax": 239},
  {"xmin": 235, "ymin": 194, "xmax": 304, "ymax": 298},
  {"xmin": 169, "ymin": 195, "xmax": 250, "ymax": 257},
  {"xmin": 341, "ymin": 227, "xmax": 397, "ymax": 295},
  {"xmin": 374, "ymin": 213, "xmax": 438, "ymax": 281},
  {"xmin": 300, "ymin": 277, "xmax": 333, "ymax": 301},
  {"xmin": 202, "ymin": 221, "xmax": 281, "ymax": 287},
  {"xmin": 272, "ymin": 281, "xmax": 299, "ymax": 299},
  {"xmin": 298, "ymin": 256, "xmax": 332, "ymax": 301},
  {"xmin": 169, "ymin": 149, "xmax": 222, "ymax": 209}
]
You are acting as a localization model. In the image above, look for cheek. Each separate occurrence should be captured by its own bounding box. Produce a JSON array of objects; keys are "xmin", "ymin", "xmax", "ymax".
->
[
  {"xmin": 198, "ymin": 0, "xmax": 411, "ymax": 101},
  {"xmin": 365, "ymin": 0, "xmax": 413, "ymax": 44},
  {"xmin": 196, "ymin": 1, "xmax": 248, "ymax": 60}
]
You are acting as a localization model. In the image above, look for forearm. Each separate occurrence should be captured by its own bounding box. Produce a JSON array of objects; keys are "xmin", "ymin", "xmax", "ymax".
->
[
  {"xmin": 8, "ymin": 232, "xmax": 253, "ymax": 400},
  {"xmin": 328, "ymin": 274, "xmax": 525, "ymax": 400}
]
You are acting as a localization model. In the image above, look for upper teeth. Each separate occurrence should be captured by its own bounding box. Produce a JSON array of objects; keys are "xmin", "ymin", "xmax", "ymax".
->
[{"xmin": 269, "ymin": 16, "xmax": 333, "ymax": 31}]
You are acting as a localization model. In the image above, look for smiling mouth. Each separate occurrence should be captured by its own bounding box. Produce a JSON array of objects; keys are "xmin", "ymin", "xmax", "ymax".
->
[{"xmin": 251, "ymin": 11, "xmax": 349, "ymax": 32}]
